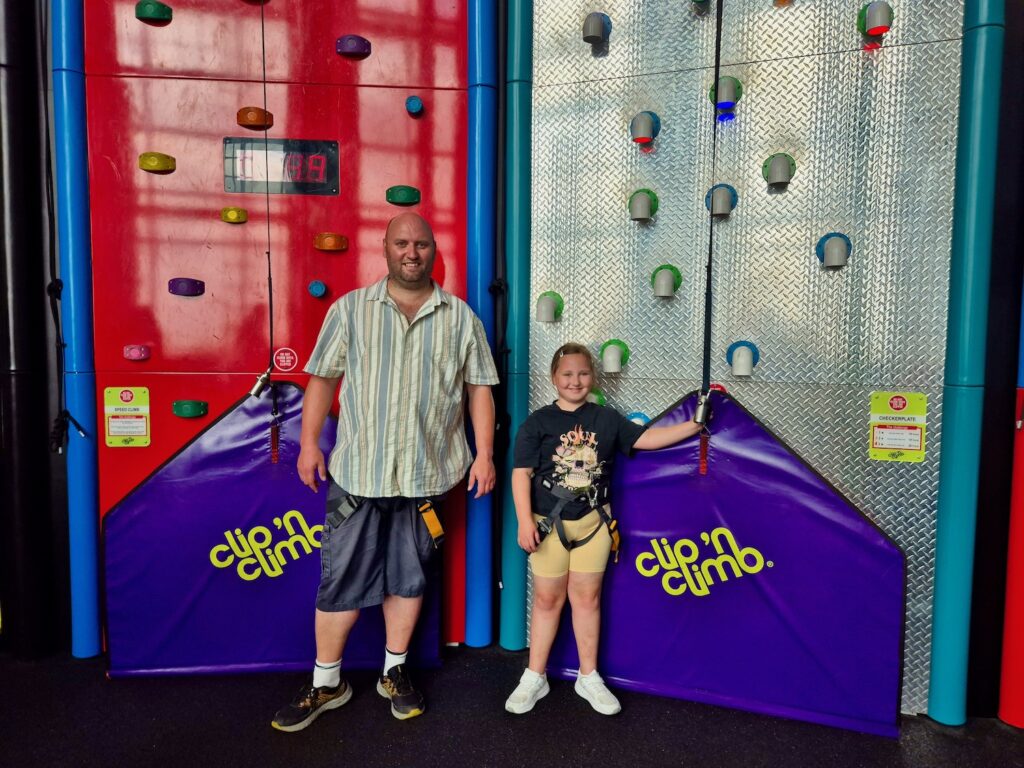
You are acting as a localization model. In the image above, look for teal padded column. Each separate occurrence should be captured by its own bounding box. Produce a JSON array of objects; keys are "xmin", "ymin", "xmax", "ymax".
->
[
  {"xmin": 499, "ymin": 0, "xmax": 532, "ymax": 650},
  {"xmin": 929, "ymin": 0, "xmax": 1005, "ymax": 725}
]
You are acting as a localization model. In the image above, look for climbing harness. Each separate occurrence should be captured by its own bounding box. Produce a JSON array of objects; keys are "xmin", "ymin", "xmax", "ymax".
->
[
  {"xmin": 326, "ymin": 493, "xmax": 445, "ymax": 549},
  {"xmin": 533, "ymin": 475, "xmax": 621, "ymax": 564}
]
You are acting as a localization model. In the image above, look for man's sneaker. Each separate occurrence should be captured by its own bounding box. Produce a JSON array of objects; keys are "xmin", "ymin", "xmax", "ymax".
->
[
  {"xmin": 574, "ymin": 670, "xmax": 621, "ymax": 715},
  {"xmin": 376, "ymin": 664, "xmax": 425, "ymax": 720},
  {"xmin": 271, "ymin": 679, "xmax": 352, "ymax": 732},
  {"xmin": 504, "ymin": 668, "xmax": 550, "ymax": 714}
]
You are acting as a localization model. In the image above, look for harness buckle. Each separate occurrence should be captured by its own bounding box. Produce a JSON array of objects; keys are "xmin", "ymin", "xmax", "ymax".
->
[
  {"xmin": 327, "ymin": 493, "xmax": 361, "ymax": 529},
  {"xmin": 536, "ymin": 515, "xmax": 554, "ymax": 542}
]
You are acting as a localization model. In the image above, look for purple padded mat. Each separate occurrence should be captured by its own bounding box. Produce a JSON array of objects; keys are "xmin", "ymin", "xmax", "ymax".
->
[
  {"xmin": 104, "ymin": 382, "xmax": 440, "ymax": 676},
  {"xmin": 548, "ymin": 392, "xmax": 904, "ymax": 737}
]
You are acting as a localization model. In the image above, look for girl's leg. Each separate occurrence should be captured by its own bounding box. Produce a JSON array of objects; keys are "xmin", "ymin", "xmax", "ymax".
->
[
  {"xmin": 527, "ymin": 574, "xmax": 569, "ymax": 673},
  {"xmin": 566, "ymin": 571, "xmax": 604, "ymax": 675},
  {"xmin": 567, "ymin": 568, "xmax": 620, "ymax": 714}
]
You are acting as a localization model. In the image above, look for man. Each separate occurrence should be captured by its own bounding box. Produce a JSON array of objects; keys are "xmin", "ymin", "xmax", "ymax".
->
[{"xmin": 272, "ymin": 212, "xmax": 499, "ymax": 732}]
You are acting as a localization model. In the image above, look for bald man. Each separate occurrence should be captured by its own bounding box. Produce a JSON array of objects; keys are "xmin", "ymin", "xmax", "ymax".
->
[{"xmin": 272, "ymin": 213, "xmax": 499, "ymax": 732}]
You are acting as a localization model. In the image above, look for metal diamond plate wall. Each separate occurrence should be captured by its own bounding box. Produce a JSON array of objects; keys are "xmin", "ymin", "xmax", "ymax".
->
[
  {"xmin": 535, "ymin": 2, "xmax": 715, "ymax": 87},
  {"xmin": 709, "ymin": 44, "xmax": 959, "ymax": 387},
  {"xmin": 531, "ymin": 1, "xmax": 963, "ymax": 715},
  {"xmin": 532, "ymin": 72, "xmax": 713, "ymax": 383},
  {"xmin": 537, "ymin": 1, "xmax": 964, "ymax": 87},
  {"xmin": 719, "ymin": 0, "xmax": 964, "ymax": 65}
]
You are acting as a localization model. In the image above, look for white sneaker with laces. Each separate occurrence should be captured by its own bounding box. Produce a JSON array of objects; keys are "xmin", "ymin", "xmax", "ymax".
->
[
  {"xmin": 574, "ymin": 670, "xmax": 621, "ymax": 715},
  {"xmin": 504, "ymin": 668, "xmax": 550, "ymax": 714}
]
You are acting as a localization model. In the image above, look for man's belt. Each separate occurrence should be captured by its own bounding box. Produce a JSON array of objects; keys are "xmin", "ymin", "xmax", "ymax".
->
[{"xmin": 327, "ymin": 492, "xmax": 444, "ymax": 549}]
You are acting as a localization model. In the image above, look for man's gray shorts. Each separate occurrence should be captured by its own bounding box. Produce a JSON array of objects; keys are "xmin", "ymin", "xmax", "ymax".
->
[{"xmin": 316, "ymin": 481, "xmax": 440, "ymax": 612}]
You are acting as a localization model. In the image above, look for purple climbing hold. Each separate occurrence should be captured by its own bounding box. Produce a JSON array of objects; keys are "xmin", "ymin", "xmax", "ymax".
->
[
  {"xmin": 168, "ymin": 277, "xmax": 205, "ymax": 297},
  {"xmin": 336, "ymin": 35, "xmax": 371, "ymax": 58}
]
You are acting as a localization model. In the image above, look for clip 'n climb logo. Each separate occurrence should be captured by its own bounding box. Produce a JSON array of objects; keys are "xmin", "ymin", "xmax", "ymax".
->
[
  {"xmin": 634, "ymin": 527, "xmax": 771, "ymax": 597},
  {"xmin": 209, "ymin": 510, "xmax": 322, "ymax": 581}
]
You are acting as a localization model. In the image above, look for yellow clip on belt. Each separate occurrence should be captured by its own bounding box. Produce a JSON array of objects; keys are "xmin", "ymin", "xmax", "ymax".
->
[{"xmin": 418, "ymin": 500, "xmax": 444, "ymax": 548}]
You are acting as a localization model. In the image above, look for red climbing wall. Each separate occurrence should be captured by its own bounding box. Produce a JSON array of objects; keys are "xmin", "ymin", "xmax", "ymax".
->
[
  {"xmin": 85, "ymin": 1, "xmax": 467, "ymax": 509},
  {"xmin": 85, "ymin": 1, "xmax": 470, "ymax": 651}
]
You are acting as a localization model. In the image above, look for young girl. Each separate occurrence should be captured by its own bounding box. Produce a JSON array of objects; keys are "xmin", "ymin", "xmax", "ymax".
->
[{"xmin": 504, "ymin": 343, "xmax": 702, "ymax": 716}]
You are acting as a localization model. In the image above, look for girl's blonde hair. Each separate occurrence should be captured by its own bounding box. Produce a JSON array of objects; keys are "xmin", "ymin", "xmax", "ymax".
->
[{"xmin": 550, "ymin": 343, "xmax": 596, "ymax": 377}]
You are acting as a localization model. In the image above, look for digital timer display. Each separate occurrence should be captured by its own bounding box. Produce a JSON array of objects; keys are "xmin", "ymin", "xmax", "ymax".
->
[{"xmin": 223, "ymin": 137, "xmax": 339, "ymax": 195}]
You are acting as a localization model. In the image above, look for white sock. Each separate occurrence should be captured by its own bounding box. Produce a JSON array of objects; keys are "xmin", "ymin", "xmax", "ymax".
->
[
  {"xmin": 523, "ymin": 668, "xmax": 546, "ymax": 681},
  {"xmin": 384, "ymin": 647, "xmax": 408, "ymax": 675},
  {"xmin": 578, "ymin": 669, "xmax": 599, "ymax": 679},
  {"xmin": 313, "ymin": 659, "xmax": 341, "ymax": 688}
]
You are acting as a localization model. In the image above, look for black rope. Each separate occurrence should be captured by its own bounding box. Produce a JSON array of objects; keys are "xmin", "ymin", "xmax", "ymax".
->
[
  {"xmin": 700, "ymin": 0, "xmax": 727, "ymax": 393},
  {"xmin": 258, "ymin": 0, "xmax": 276, "ymax": 412}
]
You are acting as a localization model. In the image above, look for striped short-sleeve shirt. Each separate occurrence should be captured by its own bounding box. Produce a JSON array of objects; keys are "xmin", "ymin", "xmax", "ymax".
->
[{"xmin": 304, "ymin": 278, "xmax": 500, "ymax": 498}]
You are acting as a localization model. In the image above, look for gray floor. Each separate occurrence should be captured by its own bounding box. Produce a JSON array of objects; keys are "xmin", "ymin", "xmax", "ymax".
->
[{"xmin": 2, "ymin": 645, "xmax": 1022, "ymax": 767}]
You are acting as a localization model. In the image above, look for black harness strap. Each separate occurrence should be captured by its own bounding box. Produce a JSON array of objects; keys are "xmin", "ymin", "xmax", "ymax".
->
[{"xmin": 535, "ymin": 476, "xmax": 614, "ymax": 556}]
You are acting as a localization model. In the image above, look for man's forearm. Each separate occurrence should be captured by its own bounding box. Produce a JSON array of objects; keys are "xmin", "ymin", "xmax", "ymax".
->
[
  {"xmin": 301, "ymin": 375, "xmax": 340, "ymax": 448},
  {"xmin": 467, "ymin": 384, "xmax": 495, "ymax": 459}
]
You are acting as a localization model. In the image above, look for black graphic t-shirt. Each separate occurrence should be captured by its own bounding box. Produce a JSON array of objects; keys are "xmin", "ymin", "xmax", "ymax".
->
[{"xmin": 513, "ymin": 402, "xmax": 647, "ymax": 521}]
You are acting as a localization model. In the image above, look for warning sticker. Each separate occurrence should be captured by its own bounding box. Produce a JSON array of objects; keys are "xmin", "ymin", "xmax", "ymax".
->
[
  {"xmin": 869, "ymin": 392, "xmax": 926, "ymax": 463},
  {"xmin": 274, "ymin": 347, "xmax": 298, "ymax": 372},
  {"xmin": 104, "ymin": 387, "xmax": 151, "ymax": 447}
]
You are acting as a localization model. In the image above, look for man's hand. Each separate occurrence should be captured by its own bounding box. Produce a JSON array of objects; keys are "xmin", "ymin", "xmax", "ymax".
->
[
  {"xmin": 297, "ymin": 444, "xmax": 327, "ymax": 492},
  {"xmin": 297, "ymin": 375, "xmax": 339, "ymax": 492},
  {"xmin": 467, "ymin": 455, "xmax": 496, "ymax": 498},
  {"xmin": 465, "ymin": 384, "xmax": 495, "ymax": 498}
]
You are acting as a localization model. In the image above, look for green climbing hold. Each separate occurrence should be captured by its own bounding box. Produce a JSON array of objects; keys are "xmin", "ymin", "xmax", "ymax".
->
[
  {"xmin": 135, "ymin": 1, "xmax": 173, "ymax": 23},
  {"xmin": 386, "ymin": 185, "xmax": 421, "ymax": 206},
  {"xmin": 172, "ymin": 400, "xmax": 208, "ymax": 418}
]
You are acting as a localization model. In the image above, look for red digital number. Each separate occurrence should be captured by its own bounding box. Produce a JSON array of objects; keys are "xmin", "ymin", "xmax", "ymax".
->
[
  {"xmin": 307, "ymin": 154, "xmax": 326, "ymax": 183},
  {"xmin": 285, "ymin": 153, "xmax": 303, "ymax": 182}
]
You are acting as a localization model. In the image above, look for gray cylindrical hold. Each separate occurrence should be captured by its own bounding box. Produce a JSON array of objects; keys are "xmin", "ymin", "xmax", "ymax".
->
[
  {"xmin": 768, "ymin": 154, "xmax": 793, "ymax": 185},
  {"xmin": 536, "ymin": 294, "xmax": 558, "ymax": 322},
  {"xmin": 630, "ymin": 112, "xmax": 655, "ymax": 143},
  {"xmin": 711, "ymin": 187, "xmax": 732, "ymax": 216},
  {"xmin": 865, "ymin": 2, "xmax": 894, "ymax": 35},
  {"xmin": 653, "ymin": 268, "xmax": 676, "ymax": 297},
  {"xmin": 715, "ymin": 76, "xmax": 738, "ymax": 107},
  {"xmin": 629, "ymin": 192, "xmax": 652, "ymax": 220},
  {"xmin": 823, "ymin": 237, "xmax": 849, "ymax": 267},
  {"xmin": 731, "ymin": 345, "xmax": 754, "ymax": 376},
  {"xmin": 583, "ymin": 13, "xmax": 607, "ymax": 44},
  {"xmin": 602, "ymin": 344, "xmax": 623, "ymax": 373}
]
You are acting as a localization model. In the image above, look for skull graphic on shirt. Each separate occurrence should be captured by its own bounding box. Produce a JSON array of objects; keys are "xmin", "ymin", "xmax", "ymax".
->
[{"xmin": 553, "ymin": 424, "xmax": 602, "ymax": 492}]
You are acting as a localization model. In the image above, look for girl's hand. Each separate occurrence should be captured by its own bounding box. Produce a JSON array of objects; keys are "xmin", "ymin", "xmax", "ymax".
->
[{"xmin": 518, "ymin": 519, "xmax": 541, "ymax": 553}]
